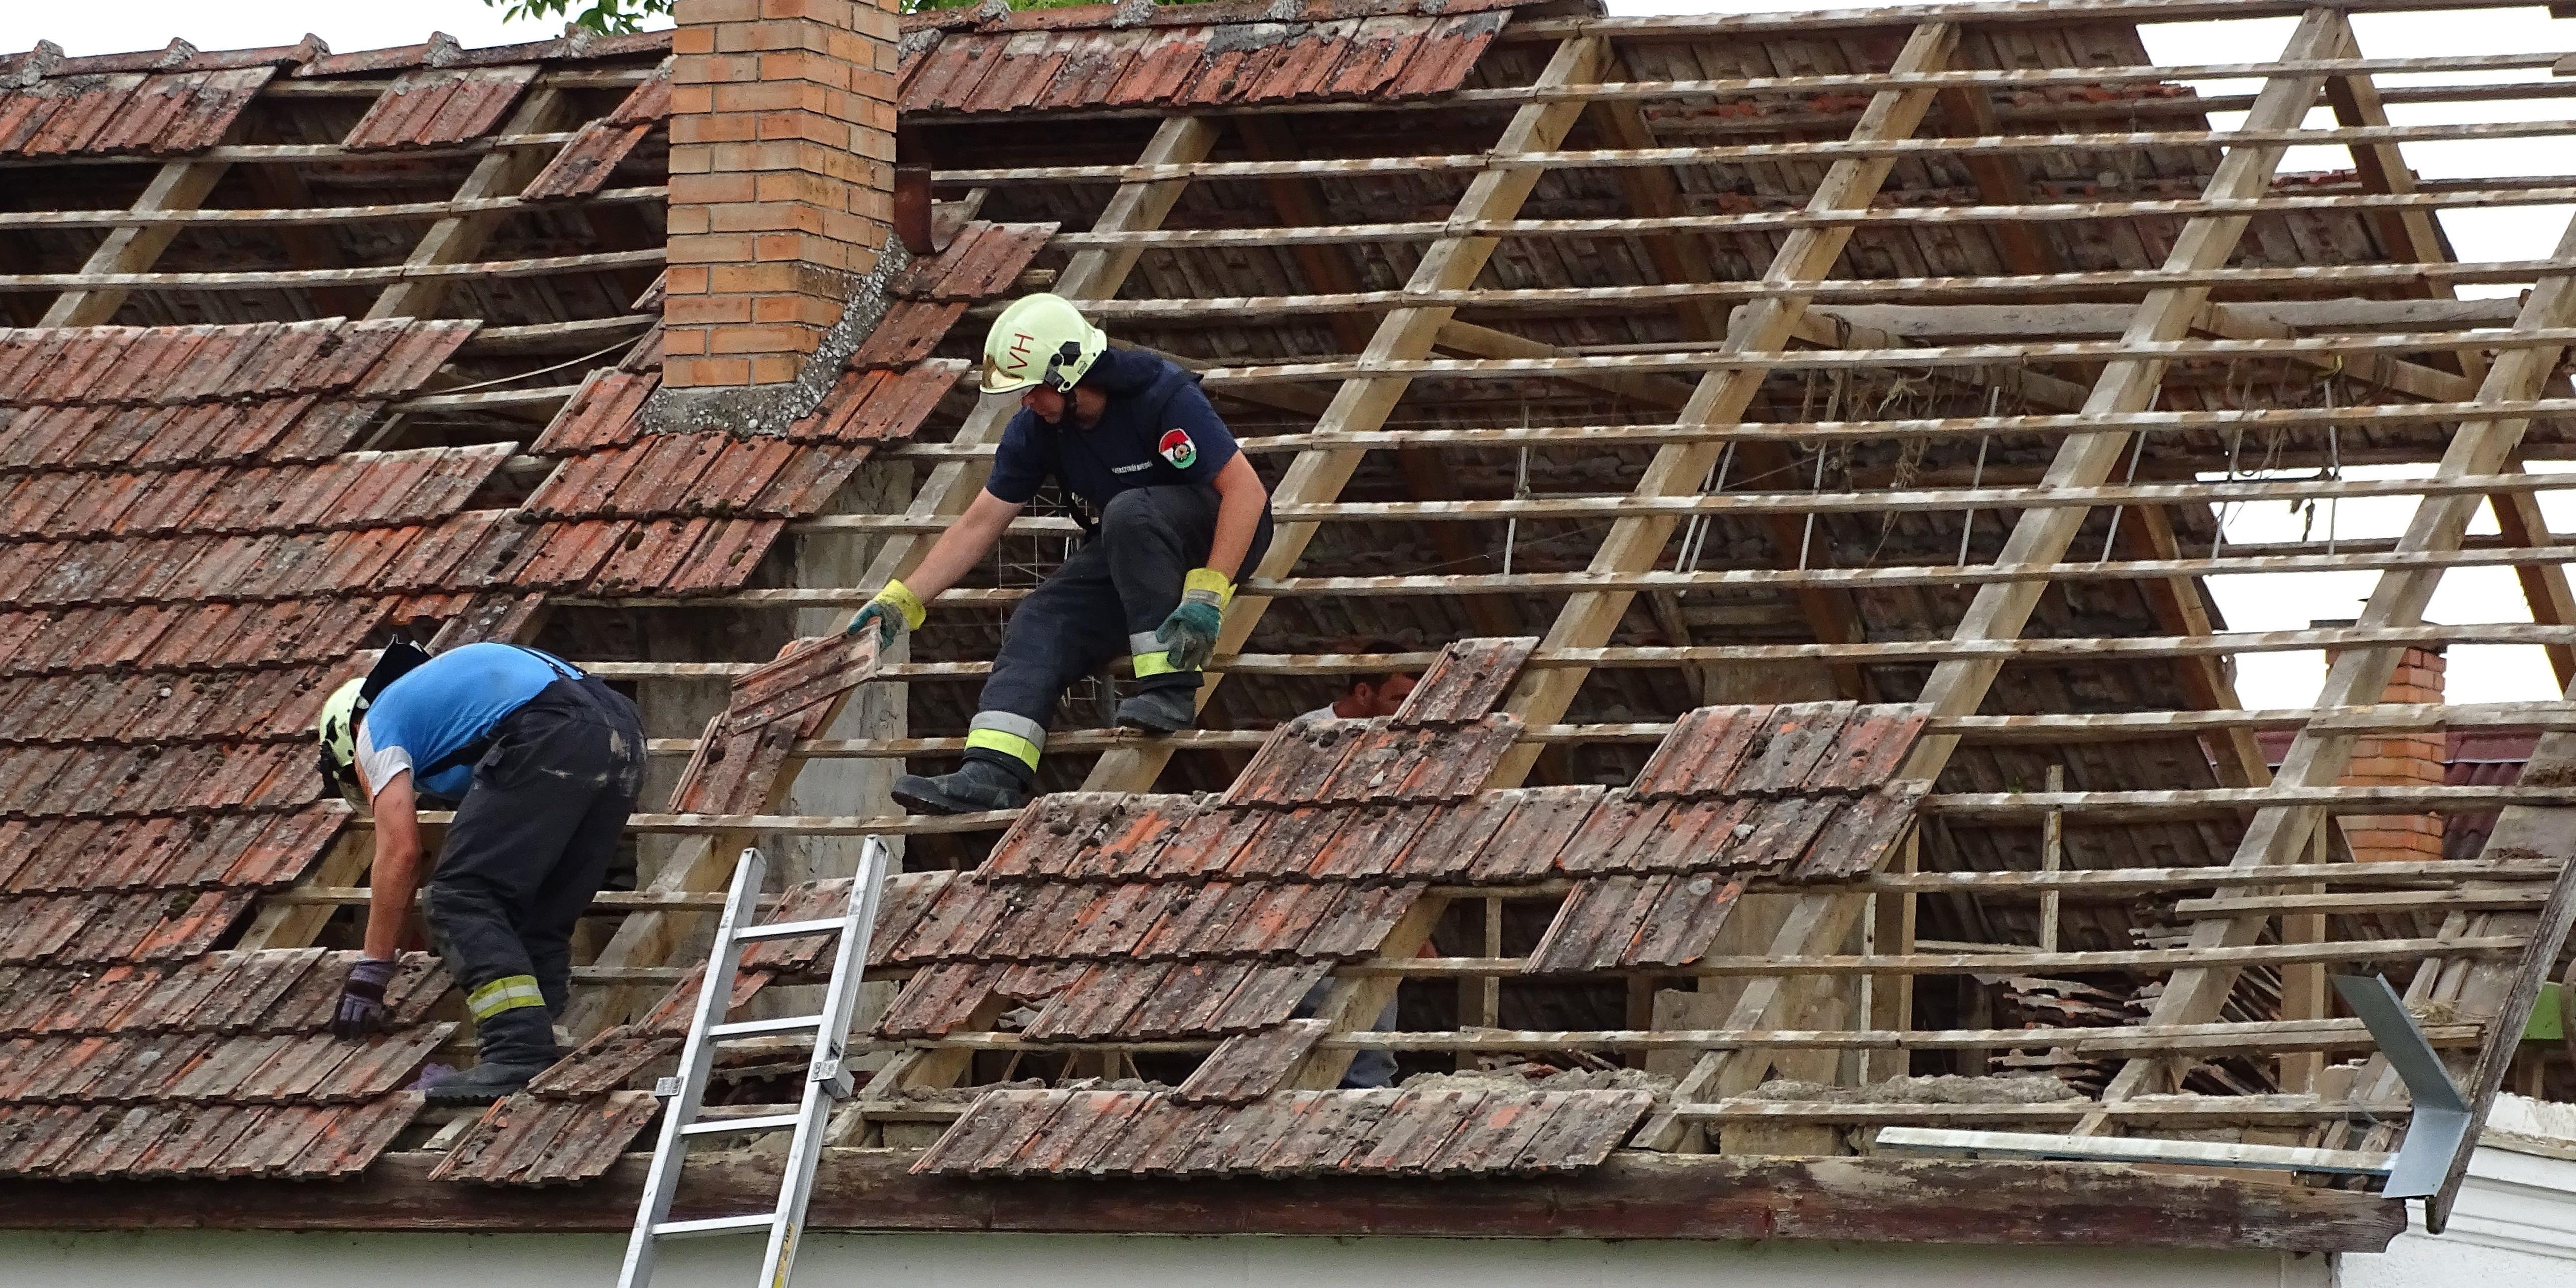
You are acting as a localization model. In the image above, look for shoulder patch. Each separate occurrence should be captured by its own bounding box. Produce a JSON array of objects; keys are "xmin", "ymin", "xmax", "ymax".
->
[{"xmin": 1157, "ymin": 428, "xmax": 1197, "ymax": 469}]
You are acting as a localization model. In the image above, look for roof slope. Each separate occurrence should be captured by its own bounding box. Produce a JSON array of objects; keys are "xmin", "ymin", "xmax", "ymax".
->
[{"xmin": 0, "ymin": 0, "xmax": 2572, "ymax": 1236}]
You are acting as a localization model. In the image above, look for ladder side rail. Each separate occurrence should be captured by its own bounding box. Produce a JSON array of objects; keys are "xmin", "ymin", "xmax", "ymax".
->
[
  {"xmin": 759, "ymin": 836, "xmax": 894, "ymax": 1288},
  {"xmin": 618, "ymin": 847, "xmax": 769, "ymax": 1288}
]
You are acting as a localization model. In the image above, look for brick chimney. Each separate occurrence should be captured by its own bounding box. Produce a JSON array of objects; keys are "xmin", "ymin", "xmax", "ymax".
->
[
  {"xmin": 2324, "ymin": 633, "xmax": 2448, "ymax": 863},
  {"xmin": 663, "ymin": 0, "xmax": 899, "ymax": 393}
]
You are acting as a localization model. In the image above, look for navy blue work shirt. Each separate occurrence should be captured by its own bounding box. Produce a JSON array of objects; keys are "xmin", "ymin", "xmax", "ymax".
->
[{"xmin": 984, "ymin": 348, "xmax": 1242, "ymax": 513}]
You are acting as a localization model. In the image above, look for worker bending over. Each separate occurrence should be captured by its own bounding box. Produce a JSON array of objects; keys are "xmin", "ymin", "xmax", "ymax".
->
[
  {"xmin": 317, "ymin": 641, "xmax": 644, "ymax": 1102},
  {"xmin": 854, "ymin": 293, "xmax": 1272, "ymax": 814}
]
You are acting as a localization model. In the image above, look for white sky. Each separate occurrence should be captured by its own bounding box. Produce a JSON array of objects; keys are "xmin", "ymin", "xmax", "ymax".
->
[{"xmin": 7, "ymin": 2, "xmax": 2573, "ymax": 713}]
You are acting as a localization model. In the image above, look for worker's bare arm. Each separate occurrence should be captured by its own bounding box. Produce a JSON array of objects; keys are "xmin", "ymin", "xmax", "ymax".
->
[
  {"xmin": 1204, "ymin": 451, "xmax": 1269, "ymax": 580},
  {"xmin": 902, "ymin": 488, "xmax": 1024, "ymax": 600},
  {"xmin": 361, "ymin": 771, "xmax": 424, "ymax": 960}
]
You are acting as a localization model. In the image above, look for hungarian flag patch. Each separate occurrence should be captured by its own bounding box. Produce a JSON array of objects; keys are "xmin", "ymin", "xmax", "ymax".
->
[{"xmin": 1158, "ymin": 428, "xmax": 1197, "ymax": 469}]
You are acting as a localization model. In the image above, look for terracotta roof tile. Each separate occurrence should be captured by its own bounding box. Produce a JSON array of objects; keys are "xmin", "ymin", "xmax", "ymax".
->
[
  {"xmin": 915, "ymin": 1085, "xmax": 1648, "ymax": 1178},
  {"xmin": 1172, "ymin": 1019, "xmax": 1328, "ymax": 1104},
  {"xmin": 342, "ymin": 64, "xmax": 535, "ymax": 150},
  {"xmin": 0, "ymin": 68, "xmax": 271, "ymax": 157},
  {"xmin": 428, "ymin": 1090, "xmax": 659, "ymax": 1185}
]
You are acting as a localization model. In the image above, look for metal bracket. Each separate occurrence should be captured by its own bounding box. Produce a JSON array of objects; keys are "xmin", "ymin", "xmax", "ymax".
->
[
  {"xmin": 811, "ymin": 1054, "xmax": 852, "ymax": 1099},
  {"xmin": 652, "ymin": 1076, "xmax": 682, "ymax": 1100},
  {"xmin": 2333, "ymin": 973, "xmax": 2473, "ymax": 1202}
]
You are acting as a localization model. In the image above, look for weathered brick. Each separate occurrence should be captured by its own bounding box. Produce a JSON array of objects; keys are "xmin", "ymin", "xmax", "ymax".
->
[
  {"xmin": 668, "ymin": 171, "xmax": 756, "ymax": 204},
  {"xmin": 666, "ymin": 293, "xmax": 755, "ymax": 326},
  {"xmin": 666, "ymin": 354, "xmax": 754, "ymax": 386},
  {"xmin": 668, "ymin": 0, "xmax": 897, "ymax": 391}
]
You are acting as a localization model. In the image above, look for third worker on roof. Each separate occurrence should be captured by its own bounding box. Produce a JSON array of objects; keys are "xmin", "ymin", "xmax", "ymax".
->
[{"xmin": 854, "ymin": 293, "xmax": 1274, "ymax": 813}]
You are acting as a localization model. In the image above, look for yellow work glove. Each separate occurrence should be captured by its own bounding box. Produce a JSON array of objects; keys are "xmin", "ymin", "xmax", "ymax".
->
[
  {"xmin": 848, "ymin": 579, "xmax": 927, "ymax": 649},
  {"xmin": 1155, "ymin": 568, "xmax": 1231, "ymax": 671}
]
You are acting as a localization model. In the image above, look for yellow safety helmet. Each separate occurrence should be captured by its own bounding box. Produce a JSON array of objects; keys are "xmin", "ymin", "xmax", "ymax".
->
[
  {"xmin": 979, "ymin": 293, "xmax": 1106, "ymax": 395},
  {"xmin": 316, "ymin": 678, "xmax": 368, "ymax": 806}
]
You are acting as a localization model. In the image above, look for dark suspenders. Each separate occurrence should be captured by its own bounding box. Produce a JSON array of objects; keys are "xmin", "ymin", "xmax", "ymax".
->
[{"xmin": 413, "ymin": 647, "xmax": 588, "ymax": 783}]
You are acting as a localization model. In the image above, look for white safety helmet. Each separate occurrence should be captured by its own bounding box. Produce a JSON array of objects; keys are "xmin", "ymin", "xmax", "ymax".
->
[
  {"xmin": 316, "ymin": 678, "xmax": 368, "ymax": 806},
  {"xmin": 979, "ymin": 293, "xmax": 1107, "ymax": 395}
]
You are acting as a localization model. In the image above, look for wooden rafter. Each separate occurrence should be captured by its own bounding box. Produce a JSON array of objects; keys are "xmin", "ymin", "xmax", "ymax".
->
[
  {"xmin": 2320, "ymin": 50, "xmax": 2576, "ymax": 687},
  {"xmin": 364, "ymin": 87, "xmax": 575, "ymax": 321},
  {"xmin": 1579, "ymin": 66, "xmax": 1868, "ymax": 701},
  {"xmin": 38, "ymin": 160, "xmax": 231, "ymax": 327},
  {"xmin": 1077, "ymin": 35, "xmax": 1614, "ymax": 795},
  {"xmin": 1237, "ymin": 114, "xmax": 1523, "ymax": 641},
  {"xmin": 1487, "ymin": 21, "xmax": 1961, "ymax": 791},
  {"xmin": 2086, "ymin": 205, "xmax": 2576, "ymax": 1113},
  {"xmin": 1625, "ymin": 11, "xmax": 2351, "ymax": 1146}
]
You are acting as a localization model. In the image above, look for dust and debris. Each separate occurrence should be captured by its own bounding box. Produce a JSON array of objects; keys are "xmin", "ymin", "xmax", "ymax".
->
[
  {"xmin": 1742, "ymin": 1074, "xmax": 2084, "ymax": 1105},
  {"xmin": 1208, "ymin": 22, "xmax": 1307, "ymax": 55},
  {"xmin": 1113, "ymin": 0, "xmax": 1160, "ymax": 28},
  {"xmin": 641, "ymin": 232, "xmax": 913, "ymax": 439},
  {"xmin": 898, "ymin": 27, "xmax": 945, "ymax": 61},
  {"xmin": 881, "ymin": 1078, "xmax": 1043, "ymax": 1105},
  {"xmin": 5, "ymin": 41, "xmax": 64, "ymax": 88},
  {"xmin": 1056, "ymin": 1077, "xmax": 1172, "ymax": 1094},
  {"xmin": 2410, "ymin": 997, "xmax": 2461, "ymax": 1025}
]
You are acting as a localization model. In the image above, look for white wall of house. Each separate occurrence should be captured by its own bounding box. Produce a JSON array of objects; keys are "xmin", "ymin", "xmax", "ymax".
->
[
  {"xmin": 2340, "ymin": 1096, "xmax": 2576, "ymax": 1288},
  {"xmin": 0, "ymin": 1228, "xmax": 2332, "ymax": 1288},
  {"xmin": 37, "ymin": 1095, "xmax": 2576, "ymax": 1288}
]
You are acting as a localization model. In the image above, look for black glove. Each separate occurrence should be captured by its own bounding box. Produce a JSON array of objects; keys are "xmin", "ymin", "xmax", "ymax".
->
[{"xmin": 333, "ymin": 956, "xmax": 400, "ymax": 1038}]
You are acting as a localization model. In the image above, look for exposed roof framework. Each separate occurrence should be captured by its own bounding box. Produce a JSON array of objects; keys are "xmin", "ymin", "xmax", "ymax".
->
[{"xmin": 1, "ymin": 0, "xmax": 2575, "ymax": 1244}]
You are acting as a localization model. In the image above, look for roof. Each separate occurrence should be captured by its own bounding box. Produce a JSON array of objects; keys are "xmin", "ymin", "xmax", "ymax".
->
[{"xmin": 1, "ymin": 0, "xmax": 2573, "ymax": 1249}]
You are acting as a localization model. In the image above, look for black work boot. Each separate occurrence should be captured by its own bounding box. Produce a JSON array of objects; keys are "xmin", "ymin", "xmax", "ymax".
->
[
  {"xmin": 893, "ymin": 757, "xmax": 1031, "ymax": 814},
  {"xmin": 1114, "ymin": 686, "xmax": 1196, "ymax": 734},
  {"xmin": 423, "ymin": 1005, "xmax": 562, "ymax": 1104}
]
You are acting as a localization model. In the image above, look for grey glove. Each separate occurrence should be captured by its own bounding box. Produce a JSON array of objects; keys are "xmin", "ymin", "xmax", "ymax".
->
[{"xmin": 333, "ymin": 956, "xmax": 400, "ymax": 1038}]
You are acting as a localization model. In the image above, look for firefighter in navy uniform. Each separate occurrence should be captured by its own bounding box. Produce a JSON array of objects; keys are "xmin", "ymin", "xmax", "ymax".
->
[{"xmin": 853, "ymin": 293, "xmax": 1272, "ymax": 813}]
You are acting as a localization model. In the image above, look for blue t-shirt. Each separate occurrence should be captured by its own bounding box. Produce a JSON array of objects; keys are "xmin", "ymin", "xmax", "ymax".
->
[
  {"xmin": 353, "ymin": 643, "xmax": 578, "ymax": 802},
  {"xmin": 985, "ymin": 348, "xmax": 1242, "ymax": 513}
]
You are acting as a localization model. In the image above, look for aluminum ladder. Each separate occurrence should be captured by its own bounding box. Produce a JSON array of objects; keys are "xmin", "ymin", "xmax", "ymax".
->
[{"xmin": 617, "ymin": 838, "xmax": 890, "ymax": 1288}]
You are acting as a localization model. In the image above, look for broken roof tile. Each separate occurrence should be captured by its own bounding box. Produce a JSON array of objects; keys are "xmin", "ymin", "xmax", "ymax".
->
[
  {"xmin": 1224, "ymin": 714, "xmax": 1369, "ymax": 807},
  {"xmin": 1527, "ymin": 873, "xmax": 1742, "ymax": 973},
  {"xmin": 1173, "ymin": 1019, "xmax": 1328, "ymax": 1104},
  {"xmin": 0, "ymin": 68, "xmax": 272, "ymax": 158},
  {"xmin": 1389, "ymin": 636, "xmax": 1535, "ymax": 726}
]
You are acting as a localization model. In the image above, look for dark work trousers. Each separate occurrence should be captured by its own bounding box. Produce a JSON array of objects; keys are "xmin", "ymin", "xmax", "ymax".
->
[
  {"xmin": 1294, "ymin": 978, "xmax": 1400, "ymax": 1089},
  {"xmin": 425, "ymin": 676, "xmax": 645, "ymax": 1024},
  {"xmin": 966, "ymin": 484, "xmax": 1271, "ymax": 776}
]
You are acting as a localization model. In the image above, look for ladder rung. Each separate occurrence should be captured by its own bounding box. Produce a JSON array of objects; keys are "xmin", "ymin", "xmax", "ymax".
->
[
  {"xmin": 733, "ymin": 918, "xmax": 845, "ymax": 943},
  {"xmin": 652, "ymin": 1214, "xmax": 777, "ymax": 1240},
  {"xmin": 682, "ymin": 1113, "xmax": 803, "ymax": 1138},
  {"xmin": 709, "ymin": 1014, "xmax": 824, "ymax": 1040}
]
